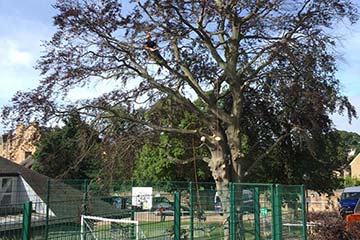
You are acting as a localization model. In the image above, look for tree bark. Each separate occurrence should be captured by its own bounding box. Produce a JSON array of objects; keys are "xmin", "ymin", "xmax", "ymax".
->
[{"xmin": 207, "ymin": 136, "xmax": 236, "ymax": 239}]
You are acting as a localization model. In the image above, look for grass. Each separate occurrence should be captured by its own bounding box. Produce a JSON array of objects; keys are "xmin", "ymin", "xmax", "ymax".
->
[{"xmin": 1, "ymin": 215, "xmax": 305, "ymax": 239}]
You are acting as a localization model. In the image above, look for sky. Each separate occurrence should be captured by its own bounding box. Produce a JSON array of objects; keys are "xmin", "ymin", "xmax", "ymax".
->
[{"xmin": 0, "ymin": 0, "xmax": 359, "ymax": 134}]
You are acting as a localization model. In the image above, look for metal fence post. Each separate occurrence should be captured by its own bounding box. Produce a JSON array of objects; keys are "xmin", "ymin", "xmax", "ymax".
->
[
  {"xmin": 44, "ymin": 178, "xmax": 50, "ymax": 240},
  {"xmin": 270, "ymin": 184, "xmax": 275, "ymax": 239},
  {"xmin": 22, "ymin": 201, "xmax": 32, "ymax": 240},
  {"xmin": 174, "ymin": 191, "xmax": 181, "ymax": 240},
  {"xmin": 82, "ymin": 180, "xmax": 88, "ymax": 240},
  {"xmin": 82, "ymin": 179, "xmax": 88, "ymax": 216},
  {"xmin": 301, "ymin": 185, "xmax": 307, "ymax": 240},
  {"xmin": 189, "ymin": 182, "xmax": 194, "ymax": 240},
  {"xmin": 130, "ymin": 180, "xmax": 135, "ymax": 240},
  {"xmin": 271, "ymin": 184, "xmax": 282, "ymax": 240},
  {"xmin": 230, "ymin": 183, "xmax": 236, "ymax": 240},
  {"xmin": 254, "ymin": 187, "xmax": 260, "ymax": 240},
  {"xmin": 130, "ymin": 206, "xmax": 135, "ymax": 239}
]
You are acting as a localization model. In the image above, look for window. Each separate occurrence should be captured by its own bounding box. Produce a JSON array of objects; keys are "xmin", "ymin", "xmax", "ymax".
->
[
  {"xmin": 24, "ymin": 151, "xmax": 32, "ymax": 159},
  {"xmin": 341, "ymin": 192, "xmax": 360, "ymax": 200},
  {"xmin": 0, "ymin": 177, "xmax": 17, "ymax": 205},
  {"xmin": 2, "ymin": 178, "xmax": 12, "ymax": 193}
]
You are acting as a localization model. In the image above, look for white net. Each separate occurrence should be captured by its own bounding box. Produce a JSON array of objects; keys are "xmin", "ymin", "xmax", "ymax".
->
[{"xmin": 81, "ymin": 215, "xmax": 140, "ymax": 240}]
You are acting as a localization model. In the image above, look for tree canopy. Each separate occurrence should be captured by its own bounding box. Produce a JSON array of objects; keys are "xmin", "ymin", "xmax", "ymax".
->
[
  {"xmin": 336, "ymin": 130, "xmax": 360, "ymax": 162},
  {"xmin": 2, "ymin": 0, "xmax": 359, "ymax": 195},
  {"xmin": 33, "ymin": 112, "xmax": 101, "ymax": 179}
]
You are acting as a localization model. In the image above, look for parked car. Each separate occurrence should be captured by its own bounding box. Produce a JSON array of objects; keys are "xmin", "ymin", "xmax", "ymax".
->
[
  {"xmin": 214, "ymin": 189, "xmax": 254, "ymax": 214},
  {"xmin": 153, "ymin": 196, "xmax": 172, "ymax": 205},
  {"xmin": 339, "ymin": 186, "xmax": 360, "ymax": 218},
  {"xmin": 151, "ymin": 197, "xmax": 190, "ymax": 216},
  {"xmin": 100, "ymin": 196, "xmax": 132, "ymax": 218},
  {"xmin": 101, "ymin": 196, "xmax": 131, "ymax": 210}
]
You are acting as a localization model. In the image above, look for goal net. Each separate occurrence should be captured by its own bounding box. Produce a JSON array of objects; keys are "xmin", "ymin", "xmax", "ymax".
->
[{"xmin": 81, "ymin": 215, "xmax": 140, "ymax": 240}]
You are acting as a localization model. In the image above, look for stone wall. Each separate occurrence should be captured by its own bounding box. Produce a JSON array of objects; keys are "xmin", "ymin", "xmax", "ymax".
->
[
  {"xmin": 0, "ymin": 123, "xmax": 40, "ymax": 164},
  {"xmin": 307, "ymin": 189, "xmax": 342, "ymax": 212}
]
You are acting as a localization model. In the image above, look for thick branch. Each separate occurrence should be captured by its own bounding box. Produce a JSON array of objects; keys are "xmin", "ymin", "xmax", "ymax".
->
[{"xmin": 245, "ymin": 127, "xmax": 302, "ymax": 174}]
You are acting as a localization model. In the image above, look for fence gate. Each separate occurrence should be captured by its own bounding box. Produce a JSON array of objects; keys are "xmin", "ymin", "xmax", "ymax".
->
[{"xmin": 231, "ymin": 183, "xmax": 306, "ymax": 240}]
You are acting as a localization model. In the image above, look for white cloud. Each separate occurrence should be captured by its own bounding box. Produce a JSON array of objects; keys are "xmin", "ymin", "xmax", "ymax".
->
[
  {"xmin": 8, "ymin": 46, "xmax": 33, "ymax": 66},
  {"xmin": 0, "ymin": 40, "xmax": 39, "ymax": 108},
  {"xmin": 0, "ymin": 40, "xmax": 34, "ymax": 67},
  {"xmin": 0, "ymin": 16, "xmax": 53, "ymax": 110}
]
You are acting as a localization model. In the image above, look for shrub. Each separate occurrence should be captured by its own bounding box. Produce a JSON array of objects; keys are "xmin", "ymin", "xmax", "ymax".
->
[{"xmin": 307, "ymin": 211, "xmax": 360, "ymax": 240}]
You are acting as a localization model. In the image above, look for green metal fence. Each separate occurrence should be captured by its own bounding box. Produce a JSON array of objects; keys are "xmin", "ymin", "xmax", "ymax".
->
[
  {"xmin": 229, "ymin": 183, "xmax": 307, "ymax": 240},
  {"xmin": 0, "ymin": 180, "xmax": 306, "ymax": 240}
]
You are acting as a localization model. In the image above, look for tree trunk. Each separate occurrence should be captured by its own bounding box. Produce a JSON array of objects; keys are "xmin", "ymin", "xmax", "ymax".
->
[
  {"xmin": 207, "ymin": 126, "xmax": 243, "ymax": 239},
  {"xmin": 208, "ymin": 143, "xmax": 232, "ymax": 240}
]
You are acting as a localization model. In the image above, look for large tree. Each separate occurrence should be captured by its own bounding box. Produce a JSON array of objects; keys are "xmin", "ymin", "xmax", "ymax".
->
[{"xmin": 2, "ymin": 0, "xmax": 358, "ymax": 206}]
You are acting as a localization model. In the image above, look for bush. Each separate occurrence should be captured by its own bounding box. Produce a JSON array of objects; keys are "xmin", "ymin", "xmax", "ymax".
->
[
  {"xmin": 308, "ymin": 211, "xmax": 360, "ymax": 240},
  {"xmin": 344, "ymin": 176, "xmax": 360, "ymax": 187}
]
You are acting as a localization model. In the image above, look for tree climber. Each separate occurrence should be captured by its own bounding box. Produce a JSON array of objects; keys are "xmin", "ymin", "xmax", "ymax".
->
[{"xmin": 144, "ymin": 33, "xmax": 166, "ymax": 65}]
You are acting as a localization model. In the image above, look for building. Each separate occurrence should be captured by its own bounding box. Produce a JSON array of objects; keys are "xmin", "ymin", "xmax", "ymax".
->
[
  {"xmin": 0, "ymin": 156, "xmax": 123, "ymax": 235},
  {"xmin": 0, "ymin": 156, "xmax": 55, "ymax": 218},
  {"xmin": 349, "ymin": 153, "xmax": 360, "ymax": 178},
  {"xmin": 0, "ymin": 122, "xmax": 40, "ymax": 165}
]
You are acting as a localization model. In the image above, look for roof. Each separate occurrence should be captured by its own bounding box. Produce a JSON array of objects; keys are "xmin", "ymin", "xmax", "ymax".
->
[
  {"xmin": 349, "ymin": 153, "xmax": 360, "ymax": 166},
  {"xmin": 0, "ymin": 155, "xmax": 48, "ymax": 187},
  {"xmin": 0, "ymin": 156, "xmax": 123, "ymax": 220},
  {"xmin": 343, "ymin": 186, "xmax": 360, "ymax": 193}
]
